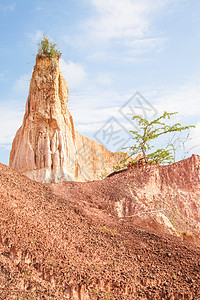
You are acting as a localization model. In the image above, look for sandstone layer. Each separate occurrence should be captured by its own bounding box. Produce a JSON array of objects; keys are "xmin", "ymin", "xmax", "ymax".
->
[
  {"xmin": 9, "ymin": 57, "xmax": 120, "ymax": 183},
  {"xmin": 0, "ymin": 162, "xmax": 200, "ymax": 299},
  {"xmin": 54, "ymin": 154, "xmax": 200, "ymax": 247}
]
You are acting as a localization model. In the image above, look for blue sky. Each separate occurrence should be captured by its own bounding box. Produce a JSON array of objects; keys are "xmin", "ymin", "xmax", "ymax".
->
[{"xmin": 0, "ymin": 0, "xmax": 200, "ymax": 165}]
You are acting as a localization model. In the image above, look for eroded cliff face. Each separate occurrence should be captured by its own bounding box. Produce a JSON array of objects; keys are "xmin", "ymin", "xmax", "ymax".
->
[
  {"xmin": 9, "ymin": 57, "xmax": 120, "ymax": 182},
  {"xmin": 53, "ymin": 154, "xmax": 200, "ymax": 247},
  {"xmin": 113, "ymin": 154, "xmax": 200, "ymax": 245}
]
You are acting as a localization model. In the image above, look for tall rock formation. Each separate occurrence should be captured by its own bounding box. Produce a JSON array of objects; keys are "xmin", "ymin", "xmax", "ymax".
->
[{"xmin": 9, "ymin": 57, "xmax": 121, "ymax": 182}]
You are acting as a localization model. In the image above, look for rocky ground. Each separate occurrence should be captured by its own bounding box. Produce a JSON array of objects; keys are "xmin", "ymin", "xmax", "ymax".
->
[
  {"xmin": 53, "ymin": 154, "xmax": 200, "ymax": 246},
  {"xmin": 0, "ymin": 159, "xmax": 200, "ymax": 299}
]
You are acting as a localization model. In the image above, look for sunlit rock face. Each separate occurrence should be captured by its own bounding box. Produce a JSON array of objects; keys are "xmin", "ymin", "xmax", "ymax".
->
[
  {"xmin": 113, "ymin": 154, "xmax": 200, "ymax": 246},
  {"xmin": 10, "ymin": 57, "xmax": 121, "ymax": 182}
]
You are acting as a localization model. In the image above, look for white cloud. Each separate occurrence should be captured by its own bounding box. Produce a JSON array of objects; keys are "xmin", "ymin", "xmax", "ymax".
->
[
  {"xmin": 60, "ymin": 59, "xmax": 87, "ymax": 90},
  {"xmin": 86, "ymin": 0, "xmax": 149, "ymax": 41},
  {"xmin": 76, "ymin": 119, "xmax": 131, "ymax": 134},
  {"xmin": 96, "ymin": 73, "xmax": 113, "ymax": 87},
  {"xmin": 68, "ymin": 79, "xmax": 200, "ymax": 155},
  {"xmin": 86, "ymin": 0, "xmax": 177, "ymax": 42},
  {"xmin": 73, "ymin": 106, "xmax": 120, "ymax": 124},
  {"xmin": 153, "ymin": 83, "xmax": 200, "ymax": 117},
  {"xmin": 0, "ymin": 3, "xmax": 16, "ymax": 12},
  {"xmin": 76, "ymin": 123, "xmax": 104, "ymax": 133},
  {"xmin": 27, "ymin": 30, "xmax": 43, "ymax": 44},
  {"xmin": 61, "ymin": 0, "xmax": 185, "ymax": 61},
  {"xmin": 185, "ymin": 122, "xmax": 200, "ymax": 155},
  {"xmin": 61, "ymin": 0, "xmax": 183, "ymax": 60},
  {"xmin": 127, "ymin": 37, "xmax": 168, "ymax": 55},
  {"xmin": 13, "ymin": 74, "xmax": 31, "ymax": 96},
  {"xmin": 0, "ymin": 103, "xmax": 24, "ymax": 148}
]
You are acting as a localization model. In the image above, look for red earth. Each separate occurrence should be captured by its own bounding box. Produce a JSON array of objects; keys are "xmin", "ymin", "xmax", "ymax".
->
[{"xmin": 0, "ymin": 158, "xmax": 200, "ymax": 299}]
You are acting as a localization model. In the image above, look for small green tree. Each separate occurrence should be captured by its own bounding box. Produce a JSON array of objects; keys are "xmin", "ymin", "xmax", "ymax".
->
[
  {"xmin": 37, "ymin": 34, "xmax": 61, "ymax": 59},
  {"xmin": 124, "ymin": 111, "xmax": 195, "ymax": 165}
]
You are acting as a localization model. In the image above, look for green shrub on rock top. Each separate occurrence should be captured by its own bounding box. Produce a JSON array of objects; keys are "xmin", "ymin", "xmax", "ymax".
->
[{"xmin": 37, "ymin": 34, "xmax": 61, "ymax": 59}]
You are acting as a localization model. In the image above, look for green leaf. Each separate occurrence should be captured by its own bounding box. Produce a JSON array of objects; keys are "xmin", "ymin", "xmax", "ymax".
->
[
  {"xmin": 123, "ymin": 111, "xmax": 195, "ymax": 165},
  {"xmin": 37, "ymin": 34, "xmax": 61, "ymax": 59}
]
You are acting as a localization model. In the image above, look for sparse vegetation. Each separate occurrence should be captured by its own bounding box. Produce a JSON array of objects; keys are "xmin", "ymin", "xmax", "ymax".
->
[
  {"xmin": 99, "ymin": 226, "xmax": 117, "ymax": 236},
  {"xmin": 112, "ymin": 152, "xmax": 132, "ymax": 172},
  {"xmin": 123, "ymin": 111, "xmax": 195, "ymax": 165},
  {"xmin": 37, "ymin": 34, "xmax": 61, "ymax": 59},
  {"xmin": 100, "ymin": 171, "xmax": 109, "ymax": 179}
]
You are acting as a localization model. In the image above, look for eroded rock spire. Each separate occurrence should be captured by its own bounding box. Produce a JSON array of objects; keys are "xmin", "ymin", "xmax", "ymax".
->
[{"xmin": 9, "ymin": 56, "xmax": 120, "ymax": 182}]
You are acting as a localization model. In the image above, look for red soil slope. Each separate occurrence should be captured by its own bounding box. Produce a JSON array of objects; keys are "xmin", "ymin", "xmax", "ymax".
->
[
  {"xmin": 0, "ymin": 160, "xmax": 200, "ymax": 299},
  {"xmin": 54, "ymin": 154, "xmax": 200, "ymax": 247}
]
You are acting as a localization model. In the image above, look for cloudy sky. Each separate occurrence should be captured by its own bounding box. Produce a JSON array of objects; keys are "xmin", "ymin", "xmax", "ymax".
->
[{"xmin": 0, "ymin": 0, "xmax": 200, "ymax": 165}]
